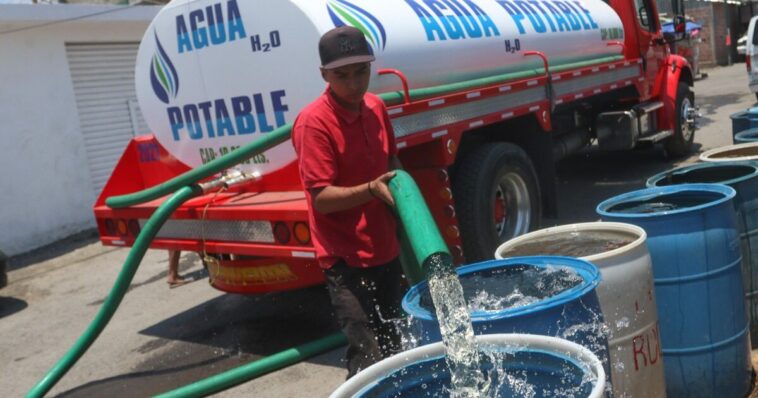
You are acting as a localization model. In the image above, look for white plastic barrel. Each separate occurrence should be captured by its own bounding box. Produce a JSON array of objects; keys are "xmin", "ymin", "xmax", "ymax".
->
[
  {"xmin": 135, "ymin": 0, "xmax": 624, "ymax": 175},
  {"xmin": 330, "ymin": 333, "xmax": 606, "ymax": 398},
  {"xmin": 700, "ymin": 142, "xmax": 758, "ymax": 162},
  {"xmin": 495, "ymin": 222, "xmax": 666, "ymax": 398}
]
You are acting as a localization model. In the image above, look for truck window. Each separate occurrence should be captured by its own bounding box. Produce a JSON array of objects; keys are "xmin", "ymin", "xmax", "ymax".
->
[
  {"xmin": 633, "ymin": 0, "xmax": 657, "ymax": 32},
  {"xmin": 753, "ymin": 21, "xmax": 758, "ymax": 45}
]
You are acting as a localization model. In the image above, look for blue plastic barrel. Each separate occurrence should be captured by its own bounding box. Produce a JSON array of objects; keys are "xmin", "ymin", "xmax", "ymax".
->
[
  {"xmin": 731, "ymin": 108, "xmax": 758, "ymax": 139},
  {"xmin": 647, "ymin": 162, "xmax": 758, "ymax": 347},
  {"xmin": 330, "ymin": 334, "xmax": 607, "ymax": 398},
  {"xmin": 596, "ymin": 184, "xmax": 751, "ymax": 398},
  {"xmin": 402, "ymin": 257, "xmax": 609, "ymax": 374},
  {"xmin": 735, "ymin": 128, "xmax": 758, "ymax": 144}
]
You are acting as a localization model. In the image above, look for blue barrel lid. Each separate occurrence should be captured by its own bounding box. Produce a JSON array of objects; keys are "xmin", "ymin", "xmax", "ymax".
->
[
  {"xmin": 402, "ymin": 256, "xmax": 601, "ymax": 322},
  {"xmin": 646, "ymin": 161, "xmax": 758, "ymax": 188},
  {"xmin": 597, "ymin": 183, "xmax": 736, "ymax": 219}
]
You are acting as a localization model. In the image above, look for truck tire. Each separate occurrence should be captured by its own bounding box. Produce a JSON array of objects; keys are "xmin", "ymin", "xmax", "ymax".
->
[
  {"xmin": 664, "ymin": 83, "xmax": 695, "ymax": 157},
  {"xmin": 452, "ymin": 143, "xmax": 541, "ymax": 263}
]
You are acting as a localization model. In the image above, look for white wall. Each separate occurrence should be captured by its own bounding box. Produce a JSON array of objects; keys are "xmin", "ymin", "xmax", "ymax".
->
[{"xmin": 0, "ymin": 4, "xmax": 160, "ymax": 256}]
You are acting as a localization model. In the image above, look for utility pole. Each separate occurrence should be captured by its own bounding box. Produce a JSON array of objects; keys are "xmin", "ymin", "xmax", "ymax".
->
[{"xmin": 726, "ymin": 0, "xmax": 733, "ymax": 65}]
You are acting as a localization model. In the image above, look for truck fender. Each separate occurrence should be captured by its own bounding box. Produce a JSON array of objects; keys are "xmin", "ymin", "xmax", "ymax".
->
[{"xmin": 658, "ymin": 54, "xmax": 693, "ymax": 131}]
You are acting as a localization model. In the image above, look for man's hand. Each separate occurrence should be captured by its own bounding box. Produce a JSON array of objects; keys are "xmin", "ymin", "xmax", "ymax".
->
[{"xmin": 370, "ymin": 171, "xmax": 397, "ymax": 207}]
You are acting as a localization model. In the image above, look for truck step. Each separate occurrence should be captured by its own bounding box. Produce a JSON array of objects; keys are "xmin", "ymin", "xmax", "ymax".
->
[
  {"xmin": 635, "ymin": 101, "xmax": 664, "ymax": 114},
  {"xmin": 638, "ymin": 129, "xmax": 673, "ymax": 143}
]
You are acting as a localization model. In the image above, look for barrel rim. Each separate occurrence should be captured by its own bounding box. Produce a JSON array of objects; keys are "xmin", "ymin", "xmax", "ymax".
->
[
  {"xmin": 402, "ymin": 256, "xmax": 601, "ymax": 322},
  {"xmin": 596, "ymin": 183, "xmax": 736, "ymax": 219},
  {"xmin": 329, "ymin": 333, "xmax": 606, "ymax": 398},
  {"xmin": 646, "ymin": 161, "xmax": 758, "ymax": 188},
  {"xmin": 700, "ymin": 142, "xmax": 758, "ymax": 162},
  {"xmin": 735, "ymin": 128, "xmax": 758, "ymax": 140},
  {"xmin": 494, "ymin": 222, "xmax": 647, "ymax": 263}
]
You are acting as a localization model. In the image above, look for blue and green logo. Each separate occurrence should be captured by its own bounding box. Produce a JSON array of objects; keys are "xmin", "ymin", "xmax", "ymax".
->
[
  {"xmin": 150, "ymin": 33, "xmax": 179, "ymax": 104},
  {"xmin": 327, "ymin": 0, "xmax": 386, "ymax": 51}
]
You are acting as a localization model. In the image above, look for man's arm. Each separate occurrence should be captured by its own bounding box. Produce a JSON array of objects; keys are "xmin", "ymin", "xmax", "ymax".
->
[{"xmin": 312, "ymin": 171, "xmax": 396, "ymax": 214}]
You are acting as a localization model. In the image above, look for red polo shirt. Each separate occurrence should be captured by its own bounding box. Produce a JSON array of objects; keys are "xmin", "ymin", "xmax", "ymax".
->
[{"xmin": 292, "ymin": 88, "xmax": 400, "ymax": 269}]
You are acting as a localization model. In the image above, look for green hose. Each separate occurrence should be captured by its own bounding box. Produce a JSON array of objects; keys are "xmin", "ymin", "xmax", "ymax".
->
[
  {"xmin": 106, "ymin": 54, "xmax": 623, "ymax": 210},
  {"xmin": 155, "ymin": 332, "xmax": 347, "ymax": 398},
  {"xmin": 27, "ymin": 169, "xmax": 447, "ymax": 398},
  {"xmin": 153, "ymin": 171, "xmax": 448, "ymax": 397},
  {"xmin": 26, "ymin": 185, "xmax": 203, "ymax": 398},
  {"xmin": 389, "ymin": 170, "xmax": 452, "ymax": 284},
  {"xmin": 54, "ymin": 54, "xmax": 626, "ymax": 396},
  {"xmin": 105, "ymin": 129, "xmax": 291, "ymax": 209}
]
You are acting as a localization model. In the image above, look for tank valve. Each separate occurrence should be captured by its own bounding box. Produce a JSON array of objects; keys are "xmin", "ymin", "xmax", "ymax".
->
[{"xmin": 198, "ymin": 169, "xmax": 261, "ymax": 193}]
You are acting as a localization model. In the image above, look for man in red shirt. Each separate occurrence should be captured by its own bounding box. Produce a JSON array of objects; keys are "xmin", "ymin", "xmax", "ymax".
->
[{"xmin": 291, "ymin": 26, "xmax": 406, "ymax": 378}]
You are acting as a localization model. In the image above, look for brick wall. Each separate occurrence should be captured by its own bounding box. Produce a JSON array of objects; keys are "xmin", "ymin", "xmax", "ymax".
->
[{"xmin": 686, "ymin": 3, "xmax": 715, "ymax": 66}]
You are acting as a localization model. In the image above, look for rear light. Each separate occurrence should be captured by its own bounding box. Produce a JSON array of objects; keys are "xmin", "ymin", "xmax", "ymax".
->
[
  {"xmin": 437, "ymin": 169, "xmax": 449, "ymax": 183},
  {"xmin": 446, "ymin": 225, "xmax": 460, "ymax": 239},
  {"xmin": 748, "ymin": 56, "xmax": 752, "ymax": 71},
  {"xmin": 293, "ymin": 222, "xmax": 311, "ymax": 245},
  {"xmin": 116, "ymin": 219, "xmax": 128, "ymax": 236},
  {"xmin": 128, "ymin": 219, "xmax": 141, "ymax": 236},
  {"xmin": 104, "ymin": 219, "xmax": 116, "ymax": 235},
  {"xmin": 452, "ymin": 245, "xmax": 464, "ymax": 260},
  {"xmin": 443, "ymin": 205, "xmax": 456, "ymax": 218},
  {"xmin": 273, "ymin": 222, "xmax": 290, "ymax": 244},
  {"xmin": 439, "ymin": 187, "xmax": 453, "ymax": 201}
]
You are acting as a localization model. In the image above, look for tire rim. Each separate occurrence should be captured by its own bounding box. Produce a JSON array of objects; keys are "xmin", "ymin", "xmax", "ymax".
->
[
  {"xmin": 494, "ymin": 171, "xmax": 531, "ymax": 241},
  {"xmin": 681, "ymin": 96, "xmax": 694, "ymax": 142}
]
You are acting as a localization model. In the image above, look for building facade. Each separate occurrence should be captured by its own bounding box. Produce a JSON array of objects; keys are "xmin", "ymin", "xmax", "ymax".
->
[{"xmin": 0, "ymin": 4, "xmax": 160, "ymax": 256}]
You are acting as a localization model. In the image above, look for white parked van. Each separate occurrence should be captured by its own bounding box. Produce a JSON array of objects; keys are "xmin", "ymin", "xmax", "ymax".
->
[{"xmin": 746, "ymin": 15, "xmax": 758, "ymax": 99}]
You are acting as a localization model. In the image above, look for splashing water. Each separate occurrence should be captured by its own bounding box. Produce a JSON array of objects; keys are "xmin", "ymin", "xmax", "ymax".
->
[
  {"xmin": 425, "ymin": 253, "xmax": 487, "ymax": 397},
  {"xmin": 420, "ymin": 264, "xmax": 583, "ymax": 314},
  {"xmin": 401, "ymin": 258, "xmax": 606, "ymax": 396},
  {"xmin": 376, "ymin": 343, "xmax": 599, "ymax": 397}
]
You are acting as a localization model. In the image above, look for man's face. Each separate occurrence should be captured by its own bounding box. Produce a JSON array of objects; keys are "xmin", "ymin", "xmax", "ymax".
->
[{"xmin": 321, "ymin": 62, "xmax": 371, "ymax": 109}]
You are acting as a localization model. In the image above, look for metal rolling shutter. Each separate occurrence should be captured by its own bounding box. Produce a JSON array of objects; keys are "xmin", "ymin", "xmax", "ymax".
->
[{"xmin": 66, "ymin": 42, "xmax": 149, "ymax": 199}]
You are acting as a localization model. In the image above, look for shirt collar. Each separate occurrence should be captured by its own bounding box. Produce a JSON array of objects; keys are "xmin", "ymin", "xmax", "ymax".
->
[{"xmin": 324, "ymin": 86, "xmax": 363, "ymax": 124}]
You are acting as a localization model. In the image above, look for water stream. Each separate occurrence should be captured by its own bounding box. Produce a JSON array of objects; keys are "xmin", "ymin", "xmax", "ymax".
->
[{"xmin": 425, "ymin": 253, "xmax": 487, "ymax": 397}]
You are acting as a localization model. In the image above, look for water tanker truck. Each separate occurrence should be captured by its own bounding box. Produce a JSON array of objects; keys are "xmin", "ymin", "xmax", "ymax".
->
[{"xmin": 95, "ymin": 0, "xmax": 696, "ymax": 294}]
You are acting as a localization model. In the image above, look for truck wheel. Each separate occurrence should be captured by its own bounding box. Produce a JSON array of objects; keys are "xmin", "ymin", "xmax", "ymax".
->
[
  {"xmin": 452, "ymin": 143, "xmax": 541, "ymax": 263},
  {"xmin": 664, "ymin": 83, "xmax": 695, "ymax": 157}
]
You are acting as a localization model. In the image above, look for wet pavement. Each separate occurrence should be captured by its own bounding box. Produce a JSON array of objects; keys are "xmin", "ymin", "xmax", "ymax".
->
[{"xmin": 1, "ymin": 63, "xmax": 755, "ymax": 397}]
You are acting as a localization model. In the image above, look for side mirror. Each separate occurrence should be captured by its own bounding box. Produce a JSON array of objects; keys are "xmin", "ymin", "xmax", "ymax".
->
[{"xmin": 673, "ymin": 15, "xmax": 687, "ymax": 41}]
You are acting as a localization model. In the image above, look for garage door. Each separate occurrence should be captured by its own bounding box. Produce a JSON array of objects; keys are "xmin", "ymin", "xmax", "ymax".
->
[{"xmin": 66, "ymin": 42, "xmax": 149, "ymax": 200}]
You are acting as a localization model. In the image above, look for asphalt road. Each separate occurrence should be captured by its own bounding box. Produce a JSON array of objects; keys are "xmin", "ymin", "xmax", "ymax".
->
[{"xmin": 1, "ymin": 63, "xmax": 754, "ymax": 398}]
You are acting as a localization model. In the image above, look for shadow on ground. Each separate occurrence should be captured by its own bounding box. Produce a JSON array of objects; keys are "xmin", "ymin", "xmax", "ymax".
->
[
  {"xmin": 8, "ymin": 229, "xmax": 100, "ymax": 272},
  {"xmin": 546, "ymin": 145, "xmax": 701, "ymax": 225},
  {"xmin": 696, "ymin": 92, "xmax": 747, "ymax": 130},
  {"xmin": 0, "ymin": 296, "xmax": 28, "ymax": 319},
  {"xmin": 55, "ymin": 286, "xmax": 341, "ymax": 397}
]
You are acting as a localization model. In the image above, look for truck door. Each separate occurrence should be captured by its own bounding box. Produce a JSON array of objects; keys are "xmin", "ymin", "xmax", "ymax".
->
[{"xmin": 632, "ymin": 0, "xmax": 666, "ymax": 98}]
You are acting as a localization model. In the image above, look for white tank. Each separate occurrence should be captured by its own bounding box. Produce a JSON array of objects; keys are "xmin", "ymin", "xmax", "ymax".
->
[
  {"xmin": 135, "ymin": 0, "xmax": 624, "ymax": 175},
  {"xmin": 495, "ymin": 222, "xmax": 667, "ymax": 398}
]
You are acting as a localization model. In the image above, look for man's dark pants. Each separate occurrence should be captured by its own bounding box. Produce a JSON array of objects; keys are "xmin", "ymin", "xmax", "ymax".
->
[{"xmin": 324, "ymin": 258, "xmax": 406, "ymax": 379}]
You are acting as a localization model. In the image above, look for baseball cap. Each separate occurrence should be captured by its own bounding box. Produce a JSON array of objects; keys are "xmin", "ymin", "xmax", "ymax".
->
[{"xmin": 319, "ymin": 26, "xmax": 375, "ymax": 69}]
